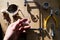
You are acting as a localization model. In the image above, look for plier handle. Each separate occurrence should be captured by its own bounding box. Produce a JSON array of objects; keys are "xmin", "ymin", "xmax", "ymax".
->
[{"xmin": 44, "ymin": 9, "xmax": 58, "ymax": 30}]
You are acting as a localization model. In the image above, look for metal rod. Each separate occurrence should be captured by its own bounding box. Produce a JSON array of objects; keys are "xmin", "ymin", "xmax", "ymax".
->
[
  {"xmin": 29, "ymin": 28, "xmax": 42, "ymax": 30},
  {"xmin": 41, "ymin": 13, "xmax": 43, "ymax": 28}
]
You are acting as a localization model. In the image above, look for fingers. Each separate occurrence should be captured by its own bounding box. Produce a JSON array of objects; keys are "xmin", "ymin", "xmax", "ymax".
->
[
  {"xmin": 19, "ymin": 19, "xmax": 28, "ymax": 24},
  {"xmin": 13, "ymin": 19, "xmax": 21, "ymax": 29},
  {"xmin": 18, "ymin": 19, "xmax": 30, "ymax": 30},
  {"xmin": 17, "ymin": 19, "xmax": 30, "ymax": 32},
  {"xmin": 19, "ymin": 26, "xmax": 30, "ymax": 30},
  {"xmin": 24, "ymin": 26, "xmax": 30, "ymax": 29},
  {"xmin": 13, "ymin": 19, "xmax": 28, "ymax": 29},
  {"xmin": 18, "ymin": 26, "xmax": 30, "ymax": 32},
  {"xmin": 13, "ymin": 19, "xmax": 30, "ymax": 31}
]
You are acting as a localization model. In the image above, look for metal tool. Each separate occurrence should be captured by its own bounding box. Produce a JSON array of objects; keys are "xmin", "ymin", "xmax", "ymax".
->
[
  {"xmin": 44, "ymin": 9, "xmax": 58, "ymax": 30},
  {"xmin": 51, "ymin": 24, "xmax": 55, "ymax": 39},
  {"xmin": 43, "ymin": 8, "xmax": 58, "ymax": 39},
  {"xmin": 24, "ymin": 0, "xmax": 34, "ymax": 6}
]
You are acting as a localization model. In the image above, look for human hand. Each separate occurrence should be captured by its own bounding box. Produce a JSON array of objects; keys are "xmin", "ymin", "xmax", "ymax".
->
[{"xmin": 3, "ymin": 19, "xmax": 30, "ymax": 40}]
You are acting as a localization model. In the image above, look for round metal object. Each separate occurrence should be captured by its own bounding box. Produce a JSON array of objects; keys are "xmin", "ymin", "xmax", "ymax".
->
[
  {"xmin": 43, "ymin": 2, "xmax": 49, "ymax": 9},
  {"xmin": 7, "ymin": 4, "xmax": 18, "ymax": 13},
  {"xmin": 55, "ymin": 8, "xmax": 60, "ymax": 15}
]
